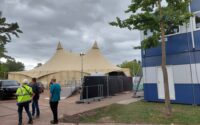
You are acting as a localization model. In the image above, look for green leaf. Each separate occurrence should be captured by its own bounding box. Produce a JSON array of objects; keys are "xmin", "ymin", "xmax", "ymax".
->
[
  {"xmin": 16, "ymin": 29, "xmax": 23, "ymax": 33},
  {"xmin": 0, "ymin": 12, "xmax": 22, "ymax": 58},
  {"xmin": 110, "ymin": 0, "xmax": 192, "ymax": 49}
]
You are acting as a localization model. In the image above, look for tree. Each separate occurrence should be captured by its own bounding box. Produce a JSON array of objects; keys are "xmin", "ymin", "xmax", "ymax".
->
[
  {"xmin": 118, "ymin": 59, "xmax": 141, "ymax": 76},
  {"xmin": 35, "ymin": 63, "xmax": 42, "ymax": 68},
  {"xmin": 0, "ymin": 12, "xmax": 22, "ymax": 59},
  {"xmin": 110, "ymin": 0, "xmax": 192, "ymax": 116},
  {"xmin": 6, "ymin": 59, "xmax": 25, "ymax": 71},
  {"xmin": 0, "ymin": 59, "xmax": 24, "ymax": 79}
]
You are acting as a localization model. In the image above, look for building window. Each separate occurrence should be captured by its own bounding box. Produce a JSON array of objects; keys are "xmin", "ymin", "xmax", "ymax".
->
[
  {"xmin": 195, "ymin": 12, "xmax": 200, "ymax": 29},
  {"xmin": 165, "ymin": 26, "xmax": 179, "ymax": 35}
]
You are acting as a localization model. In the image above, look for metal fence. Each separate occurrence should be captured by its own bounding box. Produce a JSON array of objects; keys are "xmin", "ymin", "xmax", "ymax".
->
[
  {"xmin": 78, "ymin": 76, "xmax": 133, "ymax": 103},
  {"xmin": 79, "ymin": 84, "xmax": 104, "ymax": 103}
]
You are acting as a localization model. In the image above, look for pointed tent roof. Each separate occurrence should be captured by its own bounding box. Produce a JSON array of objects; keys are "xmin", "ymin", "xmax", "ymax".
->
[
  {"xmin": 34, "ymin": 42, "xmax": 81, "ymax": 71},
  {"xmin": 11, "ymin": 41, "xmax": 127, "ymax": 78},
  {"xmin": 15, "ymin": 42, "xmax": 81, "ymax": 78},
  {"xmin": 83, "ymin": 41, "xmax": 120, "ymax": 71},
  {"xmin": 57, "ymin": 41, "xmax": 63, "ymax": 50},
  {"xmin": 92, "ymin": 41, "xmax": 99, "ymax": 49}
]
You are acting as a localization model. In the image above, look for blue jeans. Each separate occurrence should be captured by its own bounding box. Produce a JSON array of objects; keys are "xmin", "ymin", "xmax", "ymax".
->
[
  {"xmin": 18, "ymin": 102, "xmax": 32, "ymax": 124},
  {"xmin": 32, "ymin": 100, "xmax": 40, "ymax": 116}
]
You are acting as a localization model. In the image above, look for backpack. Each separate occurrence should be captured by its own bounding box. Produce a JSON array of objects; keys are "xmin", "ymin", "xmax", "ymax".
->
[{"xmin": 38, "ymin": 83, "xmax": 44, "ymax": 93}]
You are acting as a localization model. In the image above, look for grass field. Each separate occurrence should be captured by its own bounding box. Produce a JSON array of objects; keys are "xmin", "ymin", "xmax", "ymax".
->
[{"xmin": 78, "ymin": 101, "xmax": 200, "ymax": 124}]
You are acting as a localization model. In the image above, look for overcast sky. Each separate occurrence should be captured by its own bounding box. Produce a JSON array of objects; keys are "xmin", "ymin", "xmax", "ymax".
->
[{"xmin": 0, "ymin": 0, "xmax": 141, "ymax": 70}]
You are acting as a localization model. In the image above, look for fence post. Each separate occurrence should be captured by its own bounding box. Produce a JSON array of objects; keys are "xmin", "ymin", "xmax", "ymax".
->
[
  {"xmin": 107, "ymin": 76, "xmax": 109, "ymax": 97},
  {"xmin": 86, "ymin": 86, "xmax": 88, "ymax": 99}
]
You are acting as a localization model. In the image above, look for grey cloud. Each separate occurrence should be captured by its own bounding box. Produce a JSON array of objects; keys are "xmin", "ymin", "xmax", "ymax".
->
[{"xmin": 1, "ymin": 0, "xmax": 140, "ymax": 70}]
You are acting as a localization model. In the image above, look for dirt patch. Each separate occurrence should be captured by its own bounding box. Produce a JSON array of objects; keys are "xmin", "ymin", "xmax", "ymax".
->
[
  {"xmin": 98, "ymin": 116, "xmax": 115, "ymax": 123},
  {"xmin": 59, "ymin": 110, "xmax": 97, "ymax": 123},
  {"xmin": 60, "ymin": 114, "xmax": 80, "ymax": 124}
]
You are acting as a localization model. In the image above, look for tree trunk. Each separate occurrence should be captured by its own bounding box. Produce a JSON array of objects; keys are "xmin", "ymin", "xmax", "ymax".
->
[{"xmin": 158, "ymin": 0, "xmax": 172, "ymax": 116}]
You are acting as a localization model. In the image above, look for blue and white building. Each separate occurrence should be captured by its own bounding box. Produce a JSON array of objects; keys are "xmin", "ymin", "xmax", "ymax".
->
[{"xmin": 142, "ymin": 0, "xmax": 200, "ymax": 105}]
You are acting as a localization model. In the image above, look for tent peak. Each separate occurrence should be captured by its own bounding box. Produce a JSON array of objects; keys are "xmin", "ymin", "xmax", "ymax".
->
[
  {"xmin": 57, "ymin": 41, "xmax": 63, "ymax": 50},
  {"xmin": 92, "ymin": 41, "xmax": 99, "ymax": 49}
]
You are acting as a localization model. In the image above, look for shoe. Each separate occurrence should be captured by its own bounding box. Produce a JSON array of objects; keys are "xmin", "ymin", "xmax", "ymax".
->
[
  {"xmin": 36, "ymin": 114, "xmax": 40, "ymax": 118},
  {"xmin": 50, "ymin": 120, "xmax": 58, "ymax": 124},
  {"xmin": 28, "ymin": 120, "xmax": 33, "ymax": 124}
]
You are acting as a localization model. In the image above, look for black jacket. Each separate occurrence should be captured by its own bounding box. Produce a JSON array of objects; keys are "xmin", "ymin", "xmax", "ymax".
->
[{"xmin": 29, "ymin": 82, "xmax": 40, "ymax": 100}]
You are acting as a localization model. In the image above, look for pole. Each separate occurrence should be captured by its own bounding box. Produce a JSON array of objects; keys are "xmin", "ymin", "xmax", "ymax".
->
[
  {"xmin": 80, "ymin": 52, "xmax": 85, "ymax": 83},
  {"xmin": 81, "ymin": 54, "xmax": 83, "ymax": 82},
  {"xmin": 189, "ymin": 3, "xmax": 195, "ymax": 49},
  {"xmin": 80, "ymin": 52, "xmax": 85, "ymax": 100},
  {"xmin": 107, "ymin": 75, "xmax": 109, "ymax": 97}
]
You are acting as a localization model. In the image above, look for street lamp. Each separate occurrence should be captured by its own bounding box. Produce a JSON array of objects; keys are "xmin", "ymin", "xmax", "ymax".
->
[
  {"xmin": 80, "ymin": 52, "xmax": 85, "ymax": 100},
  {"xmin": 80, "ymin": 52, "xmax": 85, "ymax": 84}
]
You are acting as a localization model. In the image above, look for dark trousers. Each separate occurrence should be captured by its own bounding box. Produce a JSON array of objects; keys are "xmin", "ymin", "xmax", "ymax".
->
[
  {"xmin": 18, "ymin": 102, "xmax": 32, "ymax": 124},
  {"xmin": 50, "ymin": 101, "xmax": 59, "ymax": 122},
  {"xmin": 32, "ymin": 100, "xmax": 40, "ymax": 116}
]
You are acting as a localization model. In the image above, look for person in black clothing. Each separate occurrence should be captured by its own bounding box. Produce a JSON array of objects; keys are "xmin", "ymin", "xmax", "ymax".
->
[{"xmin": 29, "ymin": 78, "xmax": 40, "ymax": 118}]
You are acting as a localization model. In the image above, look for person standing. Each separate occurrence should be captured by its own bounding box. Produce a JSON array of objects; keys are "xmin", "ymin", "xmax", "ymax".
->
[
  {"xmin": 49, "ymin": 78, "xmax": 61, "ymax": 124},
  {"xmin": 49, "ymin": 79, "xmax": 53, "ymax": 89},
  {"xmin": 29, "ymin": 78, "xmax": 40, "ymax": 118},
  {"xmin": 16, "ymin": 79, "xmax": 34, "ymax": 125}
]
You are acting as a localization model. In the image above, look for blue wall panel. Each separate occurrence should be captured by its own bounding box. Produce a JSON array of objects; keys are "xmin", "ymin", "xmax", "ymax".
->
[
  {"xmin": 143, "ymin": 51, "xmax": 199, "ymax": 67},
  {"xmin": 143, "ymin": 83, "xmax": 158, "ymax": 102},
  {"xmin": 194, "ymin": 51, "xmax": 200, "ymax": 64},
  {"xmin": 190, "ymin": 0, "xmax": 200, "ymax": 12},
  {"xmin": 193, "ymin": 84, "xmax": 200, "ymax": 104},
  {"xmin": 144, "ymin": 83, "xmax": 200, "ymax": 105},
  {"xmin": 166, "ymin": 33, "xmax": 192, "ymax": 54},
  {"xmin": 143, "ymin": 33, "xmax": 193, "ymax": 58},
  {"xmin": 144, "ymin": 47, "xmax": 161, "ymax": 57},
  {"xmin": 174, "ymin": 84, "xmax": 194, "ymax": 104},
  {"xmin": 142, "ymin": 56, "xmax": 161, "ymax": 67},
  {"xmin": 194, "ymin": 30, "xmax": 200, "ymax": 51},
  {"xmin": 166, "ymin": 52, "xmax": 195, "ymax": 65}
]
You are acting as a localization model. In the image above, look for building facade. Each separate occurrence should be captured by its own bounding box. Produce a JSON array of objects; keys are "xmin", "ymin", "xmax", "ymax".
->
[{"xmin": 142, "ymin": 0, "xmax": 200, "ymax": 104}]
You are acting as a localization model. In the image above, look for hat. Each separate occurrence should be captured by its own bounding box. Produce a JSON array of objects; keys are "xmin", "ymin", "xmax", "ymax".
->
[{"xmin": 22, "ymin": 79, "xmax": 29, "ymax": 84}]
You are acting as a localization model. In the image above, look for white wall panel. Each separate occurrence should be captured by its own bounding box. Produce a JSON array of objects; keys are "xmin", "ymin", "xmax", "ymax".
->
[
  {"xmin": 157, "ymin": 66, "xmax": 175, "ymax": 100},
  {"xmin": 192, "ymin": 64, "xmax": 200, "ymax": 83},
  {"xmin": 196, "ymin": 63, "xmax": 200, "ymax": 83},
  {"xmin": 143, "ymin": 67, "xmax": 157, "ymax": 83},
  {"xmin": 191, "ymin": 64, "xmax": 197, "ymax": 83},
  {"xmin": 142, "ymin": 68, "xmax": 146, "ymax": 83},
  {"xmin": 172, "ymin": 64, "xmax": 192, "ymax": 84},
  {"xmin": 143, "ymin": 64, "xmax": 200, "ymax": 84}
]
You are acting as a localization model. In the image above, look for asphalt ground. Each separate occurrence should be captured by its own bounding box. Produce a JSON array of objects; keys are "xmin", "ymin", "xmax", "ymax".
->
[{"xmin": 0, "ymin": 90, "xmax": 142, "ymax": 125}]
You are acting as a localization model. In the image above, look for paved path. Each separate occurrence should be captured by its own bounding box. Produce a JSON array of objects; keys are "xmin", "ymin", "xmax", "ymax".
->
[{"xmin": 0, "ymin": 90, "xmax": 142, "ymax": 125}]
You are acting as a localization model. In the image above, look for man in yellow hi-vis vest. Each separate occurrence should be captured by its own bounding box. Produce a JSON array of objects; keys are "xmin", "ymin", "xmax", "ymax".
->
[{"xmin": 16, "ymin": 79, "xmax": 34, "ymax": 125}]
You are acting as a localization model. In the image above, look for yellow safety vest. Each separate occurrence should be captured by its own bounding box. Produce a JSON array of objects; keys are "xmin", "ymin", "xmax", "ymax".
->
[{"xmin": 16, "ymin": 84, "xmax": 33, "ymax": 103}]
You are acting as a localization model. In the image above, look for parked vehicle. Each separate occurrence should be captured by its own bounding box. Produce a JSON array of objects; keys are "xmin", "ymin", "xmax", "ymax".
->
[{"xmin": 0, "ymin": 80, "xmax": 20, "ymax": 99}]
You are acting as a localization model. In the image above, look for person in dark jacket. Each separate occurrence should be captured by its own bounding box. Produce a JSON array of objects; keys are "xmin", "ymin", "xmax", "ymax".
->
[{"xmin": 29, "ymin": 78, "xmax": 40, "ymax": 118}]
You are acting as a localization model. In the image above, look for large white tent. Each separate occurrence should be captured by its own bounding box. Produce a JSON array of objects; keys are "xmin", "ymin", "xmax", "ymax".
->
[{"xmin": 8, "ymin": 42, "xmax": 130, "ymax": 85}]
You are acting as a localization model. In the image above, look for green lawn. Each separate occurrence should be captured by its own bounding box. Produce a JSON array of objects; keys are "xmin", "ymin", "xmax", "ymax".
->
[{"xmin": 79, "ymin": 101, "xmax": 200, "ymax": 124}]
